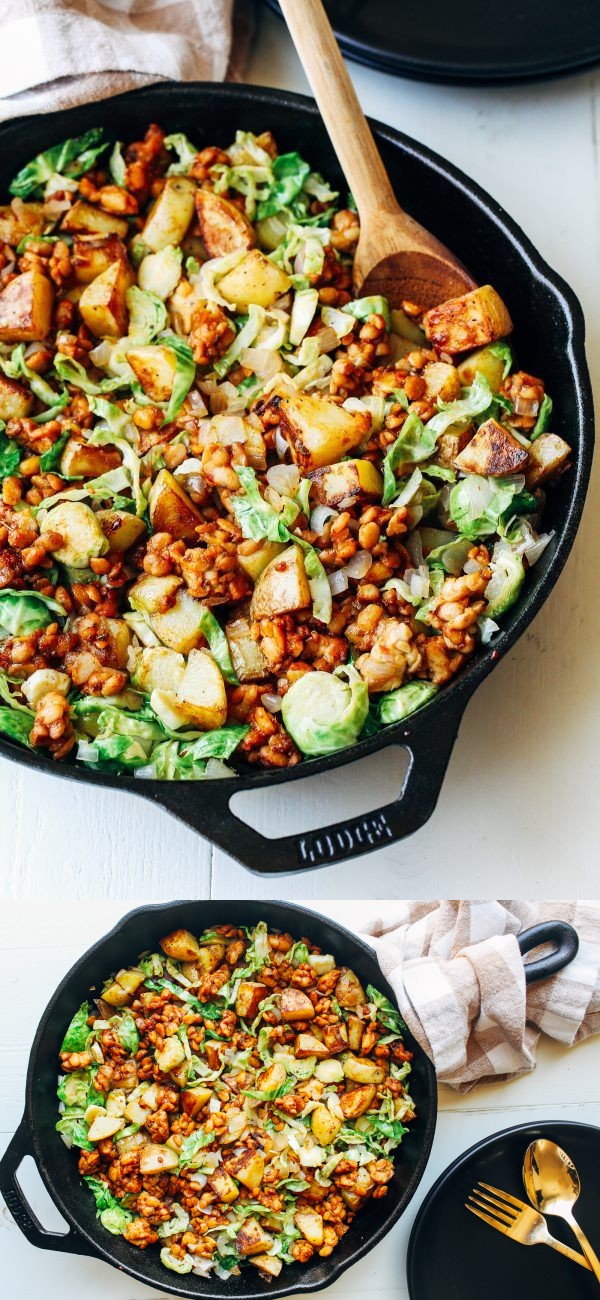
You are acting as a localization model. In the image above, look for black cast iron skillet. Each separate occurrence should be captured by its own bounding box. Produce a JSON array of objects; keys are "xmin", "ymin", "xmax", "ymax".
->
[
  {"xmin": 0, "ymin": 905, "xmax": 578, "ymax": 1298},
  {"xmin": 0, "ymin": 84, "xmax": 594, "ymax": 873}
]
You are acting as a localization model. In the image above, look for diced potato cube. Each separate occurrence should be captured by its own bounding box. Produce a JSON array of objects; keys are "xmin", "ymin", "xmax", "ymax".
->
[
  {"xmin": 97, "ymin": 509, "xmax": 147, "ymax": 553},
  {"xmin": 218, "ymin": 249, "xmax": 291, "ymax": 310},
  {"xmin": 422, "ymin": 284, "xmax": 513, "ymax": 355},
  {"xmin": 339, "ymin": 1084, "xmax": 377, "ymax": 1119},
  {"xmin": 84, "ymin": 1103, "xmax": 107, "ymax": 1126},
  {"xmin": 79, "ymin": 259, "xmax": 134, "ymax": 338},
  {"xmin": 100, "ymin": 980, "xmax": 132, "ymax": 1007},
  {"xmin": 126, "ymin": 345, "xmax": 178, "ymax": 403},
  {"xmin": 346, "ymin": 1015, "xmax": 364, "ymax": 1052},
  {"xmin": 342, "ymin": 1054, "xmax": 386, "ymax": 1084},
  {"xmin": 250, "ymin": 1254, "xmax": 282, "ymax": 1278},
  {"xmin": 0, "ymin": 373, "xmax": 33, "ymax": 421},
  {"xmin": 227, "ymin": 1149, "xmax": 265, "ymax": 1191},
  {"xmin": 207, "ymin": 1169, "xmax": 239, "ymax": 1203},
  {"xmin": 195, "ymin": 189, "xmax": 255, "ymax": 258},
  {"xmin": 454, "ymin": 417, "xmax": 529, "ymax": 476},
  {"xmin": 155, "ymin": 1036, "xmax": 186, "ymax": 1074},
  {"xmin": 181, "ymin": 943, "xmax": 226, "ymax": 979},
  {"xmin": 180, "ymin": 1086, "xmax": 213, "ymax": 1119},
  {"xmin": 87, "ymin": 1114, "xmax": 125, "ymax": 1142},
  {"xmin": 129, "ymin": 575, "xmax": 206, "ymax": 654},
  {"xmin": 457, "ymin": 344, "xmax": 508, "ymax": 392},
  {"xmin": 308, "ymin": 458, "xmax": 383, "ymax": 509},
  {"xmin": 0, "ymin": 269, "xmax": 54, "ymax": 342},
  {"xmin": 39, "ymin": 501, "xmax": 109, "ymax": 568},
  {"xmin": 257, "ymin": 1061, "xmax": 288, "ymax": 1092},
  {"xmin": 0, "ymin": 201, "xmax": 45, "ymax": 245},
  {"xmin": 236, "ymin": 1216, "xmax": 273, "ymax": 1256},
  {"xmin": 311, "ymin": 1104, "xmax": 341, "ymax": 1146},
  {"xmin": 226, "ymin": 615, "xmax": 270, "ymax": 683},
  {"xmin": 175, "ymin": 647, "xmax": 227, "ymax": 730},
  {"xmin": 141, "ymin": 177, "xmax": 196, "ymax": 253},
  {"xmin": 294, "ymin": 1209, "xmax": 324, "ymax": 1247},
  {"xmin": 116, "ymin": 969, "xmax": 145, "ymax": 995},
  {"xmin": 148, "ymin": 468, "xmax": 203, "ymax": 541},
  {"xmin": 60, "ymin": 437, "xmax": 122, "ymax": 479},
  {"xmin": 434, "ymin": 424, "xmax": 474, "ymax": 470},
  {"xmin": 139, "ymin": 1144, "xmax": 179, "ymax": 1175},
  {"xmin": 335, "ymin": 967, "xmax": 367, "ymax": 1010},
  {"xmin": 160, "ymin": 927, "xmax": 203, "ymax": 960},
  {"xmin": 62, "ymin": 200, "xmax": 129, "ymax": 238},
  {"xmin": 131, "ymin": 646, "xmax": 185, "ymax": 696},
  {"xmin": 307, "ymin": 953, "xmax": 336, "ymax": 976},
  {"xmin": 237, "ymin": 539, "xmax": 286, "ymax": 585},
  {"xmin": 280, "ymin": 988, "xmax": 315, "ymax": 1022},
  {"xmin": 261, "ymin": 385, "xmax": 370, "ymax": 472},
  {"xmin": 421, "ymin": 361, "xmax": 461, "ymax": 402},
  {"xmin": 525, "ymin": 433, "xmax": 571, "ymax": 487},
  {"xmin": 123, "ymin": 1097, "xmax": 152, "ymax": 1126},
  {"xmin": 235, "ymin": 981, "xmax": 268, "ymax": 1020},
  {"xmin": 322, "ymin": 1022, "xmax": 349, "ymax": 1054},
  {"xmin": 72, "ymin": 234, "xmax": 129, "ymax": 284},
  {"xmin": 295, "ymin": 1033, "xmax": 330, "ymax": 1060},
  {"xmin": 250, "ymin": 544, "xmax": 311, "ymax": 621}
]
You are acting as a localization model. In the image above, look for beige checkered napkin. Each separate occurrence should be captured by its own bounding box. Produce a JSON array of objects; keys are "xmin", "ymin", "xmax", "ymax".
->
[
  {"xmin": 361, "ymin": 900, "xmax": 600, "ymax": 1092},
  {"xmin": 0, "ymin": 0, "xmax": 254, "ymax": 123}
]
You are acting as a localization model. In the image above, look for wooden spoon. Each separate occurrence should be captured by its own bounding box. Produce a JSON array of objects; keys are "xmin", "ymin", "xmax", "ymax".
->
[{"xmin": 277, "ymin": 0, "xmax": 476, "ymax": 307}]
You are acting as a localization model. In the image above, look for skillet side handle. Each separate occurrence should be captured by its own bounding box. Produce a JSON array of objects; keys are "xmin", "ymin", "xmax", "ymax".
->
[
  {"xmin": 0, "ymin": 1118, "xmax": 94, "ymax": 1256},
  {"xmin": 518, "ymin": 921, "xmax": 580, "ymax": 984},
  {"xmin": 152, "ymin": 691, "xmax": 467, "ymax": 873}
]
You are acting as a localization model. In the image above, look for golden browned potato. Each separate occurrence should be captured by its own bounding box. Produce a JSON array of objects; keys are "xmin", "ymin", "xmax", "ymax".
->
[
  {"xmin": 101, "ymin": 981, "xmax": 133, "ymax": 1008},
  {"xmin": 226, "ymin": 614, "xmax": 270, "ymax": 682},
  {"xmin": 335, "ymin": 967, "xmax": 367, "ymax": 1010},
  {"xmin": 236, "ymin": 1216, "xmax": 274, "ymax": 1257},
  {"xmin": 160, "ymin": 927, "xmax": 203, "ymax": 960},
  {"xmin": 60, "ymin": 437, "xmax": 122, "ymax": 479},
  {"xmin": 0, "ymin": 269, "xmax": 54, "ymax": 342},
  {"xmin": 525, "ymin": 432, "xmax": 571, "ymax": 487},
  {"xmin": 249, "ymin": 1255, "xmax": 282, "ymax": 1279},
  {"xmin": 61, "ymin": 200, "xmax": 129, "ymax": 238},
  {"xmin": 280, "ymin": 987, "xmax": 315, "ymax": 1022},
  {"xmin": 235, "ymin": 981, "xmax": 268, "ymax": 1020},
  {"xmin": 339, "ymin": 1084, "xmax": 377, "ymax": 1119},
  {"xmin": 308, "ymin": 458, "xmax": 383, "ymax": 509},
  {"xmin": 72, "ymin": 235, "xmax": 129, "ymax": 284},
  {"xmin": 207, "ymin": 1169, "xmax": 239, "ymax": 1203},
  {"xmin": 238, "ymin": 539, "xmax": 286, "ymax": 585},
  {"xmin": 147, "ymin": 468, "xmax": 203, "ymax": 541},
  {"xmin": 195, "ymin": 188, "xmax": 256, "ymax": 258},
  {"xmin": 421, "ymin": 360, "xmax": 462, "ymax": 402},
  {"xmin": 0, "ymin": 201, "xmax": 45, "ymax": 245},
  {"xmin": 97, "ymin": 509, "xmax": 147, "ymax": 553},
  {"xmin": 295, "ymin": 1032, "xmax": 330, "ymax": 1059},
  {"xmin": 342, "ymin": 1054, "xmax": 387, "ymax": 1084},
  {"xmin": 311, "ymin": 1104, "xmax": 342, "ymax": 1146},
  {"xmin": 79, "ymin": 259, "xmax": 134, "ymax": 338},
  {"xmin": 257, "ymin": 1061, "xmax": 287, "ymax": 1092},
  {"xmin": 139, "ymin": 1144, "xmax": 179, "ymax": 1175},
  {"xmin": 87, "ymin": 1114, "xmax": 125, "ymax": 1142},
  {"xmin": 227, "ymin": 1149, "xmax": 265, "ymax": 1191},
  {"xmin": 434, "ymin": 424, "xmax": 474, "ymax": 470},
  {"xmin": 294, "ymin": 1209, "xmax": 324, "ymax": 1247},
  {"xmin": 218, "ymin": 249, "xmax": 292, "ymax": 309},
  {"xmin": 180, "ymin": 1085, "xmax": 213, "ymax": 1119},
  {"xmin": 454, "ymin": 417, "xmax": 529, "ymax": 476},
  {"xmin": 423, "ymin": 285, "xmax": 513, "ymax": 354},
  {"xmin": 210, "ymin": 412, "xmax": 267, "ymax": 471},
  {"xmin": 141, "ymin": 177, "xmax": 196, "ymax": 252},
  {"xmin": 181, "ymin": 942, "xmax": 226, "ymax": 978},
  {"xmin": 129, "ymin": 575, "xmax": 207, "ymax": 654},
  {"xmin": 0, "ymin": 372, "xmax": 33, "ymax": 420},
  {"xmin": 262, "ymin": 385, "xmax": 370, "ymax": 472},
  {"xmin": 126, "ymin": 345, "xmax": 178, "ymax": 403},
  {"xmin": 154, "ymin": 1035, "xmax": 186, "ymax": 1073},
  {"xmin": 175, "ymin": 648, "xmax": 227, "ymax": 729},
  {"xmin": 457, "ymin": 344, "xmax": 508, "ymax": 391},
  {"xmin": 322, "ymin": 1022, "xmax": 349, "ymax": 1054},
  {"xmin": 250, "ymin": 544, "xmax": 311, "ymax": 621},
  {"xmin": 346, "ymin": 1015, "xmax": 364, "ymax": 1052}
]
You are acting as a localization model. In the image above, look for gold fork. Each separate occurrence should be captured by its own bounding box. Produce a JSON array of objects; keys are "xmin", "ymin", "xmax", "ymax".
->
[{"xmin": 466, "ymin": 1181, "xmax": 591, "ymax": 1269}]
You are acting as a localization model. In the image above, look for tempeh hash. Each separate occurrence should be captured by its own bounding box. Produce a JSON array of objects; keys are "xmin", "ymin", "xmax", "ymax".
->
[
  {"xmin": 0, "ymin": 123, "xmax": 571, "ymax": 776},
  {"xmin": 56, "ymin": 921, "xmax": 415, "ymax": 1279}
]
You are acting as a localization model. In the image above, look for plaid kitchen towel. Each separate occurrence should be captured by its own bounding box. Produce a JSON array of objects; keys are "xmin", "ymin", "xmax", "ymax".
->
[
  {"xmin": 0, "ymin": 0, "xmax": 255, "ymax": 123},
  {"xmin": 361, "ymin": 900, "xmax": 600, "ymax": 1092}
]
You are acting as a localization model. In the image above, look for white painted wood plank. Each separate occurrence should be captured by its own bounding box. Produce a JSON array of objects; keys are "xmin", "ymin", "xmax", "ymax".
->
[{"xmin": 1, "ymin": 902, "xmax": 599, "ymax": 1300}]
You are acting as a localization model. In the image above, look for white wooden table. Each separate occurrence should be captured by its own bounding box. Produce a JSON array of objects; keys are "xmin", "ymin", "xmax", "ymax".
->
[
  {"xmin": 1, "ymin": 901, "xmax": 599, "ymax": 1300},
  {"xmin": 1, "ymin": 8, "xmax": 599, "ymax": 899}
]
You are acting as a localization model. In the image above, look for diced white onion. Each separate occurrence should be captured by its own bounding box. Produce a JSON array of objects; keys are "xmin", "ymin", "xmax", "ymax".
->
[
  {"xmin": 174, "ymin": 457, "xmax": 203, "ymax": 478},
  {"xmin": 186, "ymin": 388, "xmax": 208, "ymax": 415},
  {"xmin": 345, "ymin": 550, "xmax": 373, "ymax": 579},
  {"xmin": 205, "ymin": 758, "xmax": 235, "ymax": 780},
  {"xmin": 408, "ymin": 565, "xmax": 430, "ymax": 599},
  {"xmin": 310, "ymin": 504, "xmax": 338, "ymax": 534},
  {"xmin": 266, "ymin": 463, "xmax": 300, "ymax": 495},
  {"xmin": 407, "ymin": 530, "xmax": 424, "ymax": 567},
  {"xmin": 209, "ymin": 1095, "xmax": 222, "ymax": 1113},
  {"xmin": 478, "ymin": 616, "xmax": 500, "ymax": 644},
  {"xmin": 240, "ymin": 347, "xmax": 282, "ymax": 379},
  {"xmin": 407, "ymin": 504, "xmax": 424, "ymax": 527},
  {"xmin": 212, "ymin": 414, "xmax": 247, "ymax": 444},
  {"xmin": 275, "ymin": 428, "xmax": 289, "ymax": 460},
  {"xmin": 261, "ymin": 692, "xmax": 283, "ymax": 713},
  {"xmin": 463, "ymin": 558, "xmax": 482, "ymax": 574},
  {"xmin": 514, "ymin": 395, "xmax": 539, "ymax": 416},
  {"xmin": 524, "ymin": 532, "xmax": 553, "ymax": 565},
  {"xmin": 328, "ymin": 569, "xmax": 349, "ymax": 595}
]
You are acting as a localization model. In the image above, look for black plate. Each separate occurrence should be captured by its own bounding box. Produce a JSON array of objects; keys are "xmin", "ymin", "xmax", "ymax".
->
[
  {"xmin": 264, "ymin": 0, "xmax": 600, "ymax": 84},
  {"xmin": 408, "ymin": 1121, "xmax": 600, "ymax": 1298}
]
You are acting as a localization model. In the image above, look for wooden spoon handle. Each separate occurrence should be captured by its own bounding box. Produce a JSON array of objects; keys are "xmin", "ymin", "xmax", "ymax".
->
[{"xmin": 277, "ymin": 0, "xmax": 399, "ymax": 218}]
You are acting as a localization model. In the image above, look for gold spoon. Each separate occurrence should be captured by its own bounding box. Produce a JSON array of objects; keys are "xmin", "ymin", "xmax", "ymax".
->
[
  {"xmin": 277, "ymin": 0, "xmax": 475, "ymax": 307},
  {"xmin": 524, "ymin": 1139, "xmax": 600, "ymax": 1283}
]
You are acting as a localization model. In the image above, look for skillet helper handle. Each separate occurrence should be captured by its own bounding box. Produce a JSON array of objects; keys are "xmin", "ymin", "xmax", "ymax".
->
[
  {"xmin": 153, "ymin": 691, "xmax": 467, "ymax": 872},
  {"xmin": 0, "ymin": 1117, "xmax": 94, "ymax": 1256},
  {"xmin": 518, "ymin": 921, "xmax": 579, "ymax": 984}
]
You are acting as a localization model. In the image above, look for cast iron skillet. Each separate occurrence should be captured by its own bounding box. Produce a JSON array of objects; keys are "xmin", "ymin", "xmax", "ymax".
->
[
  {"xmin": 0, "ymin": 904, "xmax": 578, "ymax": 1298},
  {"xmin": 0, "ymin": 84, "xmax": 594, "ymax": 873}
]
